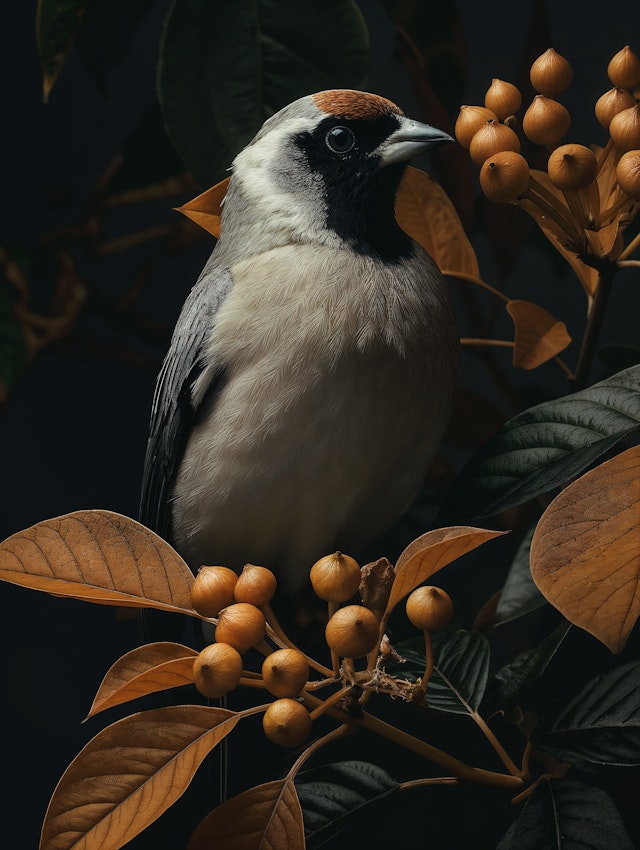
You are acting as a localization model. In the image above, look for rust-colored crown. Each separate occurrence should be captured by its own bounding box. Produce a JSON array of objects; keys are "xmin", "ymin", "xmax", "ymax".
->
[{"xmin": 313, "ymin": 90, "xmax": 403, "ymax": 120}]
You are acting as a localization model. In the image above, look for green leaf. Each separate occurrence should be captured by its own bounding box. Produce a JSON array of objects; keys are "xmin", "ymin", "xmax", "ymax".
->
[
  {"xmin": 438, "ymin": 364, "xmax": 640, "ymax": 523},
  {"xmin": 497, "ymin": 779, "xmax": 633, "ymax": 849},
  {"xmin": 483, "ymin": 621, "xmax": 571, "ymax": 715},
  {"xmin": 75, "ymin": 0, "xmax": 155, "ymax": 90},
  {"xmin": 296, "ymin": 761, "xmax": 398, "ymax": 848},
  {"xmin": 534, "ymin": 662, "xmax": 640, "ymax": 771},
  {"xmin": 157, "ymin": 0, "xmax": 370, "ymax": 186},
  {"xmin": 397, "ymin": 631, "xmax": 490, "ymax": 714},
  {"xmin": 36, "ymin": 0, "xmax": 86, "ymax": 101},
  {"xmin": 495, "ymin": 525, "xmax": 546, "ymax": 627}
]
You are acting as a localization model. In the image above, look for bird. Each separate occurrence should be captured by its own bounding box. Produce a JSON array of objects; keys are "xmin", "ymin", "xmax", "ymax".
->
[{"xmin": 140, "ymin": 89, "xmax": 459, "ymax": 593}]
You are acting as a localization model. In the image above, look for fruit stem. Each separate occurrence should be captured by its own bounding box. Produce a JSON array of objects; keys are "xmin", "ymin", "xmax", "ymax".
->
[
  {"xmin": 617, "ymin": 259, "xmax": 640, "ymax": 268},
  {"xmin": 418, "ymin": 630, "xmax": 434, "ymax": 695},
  {"xmin": 327, "ymin": 602, "xmax": 341, "ymax": 676},
  {"xmin": 619, "ymin": 227, "xmax": 640, "ymax": 259},
  {"xmin": 524, "ymin": 180, "xmax": 584, "ymax": 247},
  {"xmin": 261, "ymin": 603, "xmax": 333, "ymax": 677},
  {"xmin": 308, "ymin": 686, "xmax": 351, "ymax": 720},
  {"xmin": 286, "ymin": 722, "xmax": 352, "ymax": 780}
]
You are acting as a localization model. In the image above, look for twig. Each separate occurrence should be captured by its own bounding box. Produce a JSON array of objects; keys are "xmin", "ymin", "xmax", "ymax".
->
[
  {"xmin": 471, "ymin": 712, "xmax": 524, "ymax": 778},
  {"xmin": 460, "ymin": 338, "xmax": 514, "ymax": 348},
  {"xmin": 399, "ymin": 777, "xmax": 460, "ymax": 790},
  {"xmin": 573, "ymin": 263, "xmax": 616, "ymax": 389},
  {"xmin": 619, "ymin": 228, "xmax": 640, "ymax": 260}
]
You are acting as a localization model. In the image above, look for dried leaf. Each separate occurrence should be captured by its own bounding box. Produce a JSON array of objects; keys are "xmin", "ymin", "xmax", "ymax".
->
[
  {"xmin": 186, "ymin": 778, "xmax": 305, "ymax": 850},
  {"xmin": 176, "ymin": 177, "xmax": 231, "ymax": 238},
  {"xmin": 0, "ymin": 510, "xmax": 197, "ymax": 615},
  {"xmin": 40, "ymin": 705, "xmax": 240, "ymax": 850},
  {"xmin": 395, "ymin": 166, "xmax": 481, "ymax": 279},
  {"xmin": 506, "ymin": 299, "xmax": 571, "ymax": 369},
  {"xmin": 531, "ymin": 446, "xmax": 640, "ymax": 653},
  {"xmin": 385, "ymin": 526, "xmax": 508, "ymax": 617},
  {"xmin": 87, "ymin": 642, "xmax": 198, "ymax": 718}
]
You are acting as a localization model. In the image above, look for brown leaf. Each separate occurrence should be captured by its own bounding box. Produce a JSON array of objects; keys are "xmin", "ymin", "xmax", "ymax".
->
[
  {"xmin": 176, "ymin": 177, "xmax": 231, "ymax": 238},
  {"xmin": 87, "ymin": 642, "xmax": 198, "ymax": 718},
  {"xmin": 531, "ymin": 446, "xmax": 640, "ymax": 654},
  {"xmin": 506, "ymin": 299, "xmax": 571, "ymax": 369},
  {"xmin": 395, "ymin": 166, "xmax": 481, "ymax": 279},
  {"xmin": 40, "ymin": 705, "xmax": 240, "ymax": 850},
  {"xmin": 385, "ymin": 526, "xmax": 508, "ymax": 617},
  {"xmin": 186, "ymin": 778, "xmax": 305, "ymax": 850},
  {"xmin": 0, "ymin": 510, "xmax": 197, "ymax": 615}
]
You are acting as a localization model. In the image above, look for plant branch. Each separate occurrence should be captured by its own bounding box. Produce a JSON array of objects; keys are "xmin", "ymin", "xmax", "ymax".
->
[
  {"xmin": 619, "ymin": 228, "xmax": 640, "ymax": 260},
  {"xmin": 399, "ymin": 777, "xmax": 460, "ymax": 790},
  {"xmin": 573, "ymin": 263, "xmax": 616, "ymax": 389},
  {"xmin": 460, "ymin": 338, "xmax": 514, "ymax": 348},
  {"xmin": 471, "ymin": 712, "xmax": 524, "ymax": 778},
  {"xmin": 617, "ymin": 259, "xmax": 640, "ymax": 269}
]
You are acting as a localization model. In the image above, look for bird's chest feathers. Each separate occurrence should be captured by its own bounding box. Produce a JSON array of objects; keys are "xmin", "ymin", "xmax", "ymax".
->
[{"xmin": 201, "ymin": 244, "xmax": 429, "ymax": 388}]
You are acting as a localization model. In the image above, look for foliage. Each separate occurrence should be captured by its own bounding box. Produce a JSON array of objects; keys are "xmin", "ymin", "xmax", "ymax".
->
[{"xmin": 3, "ymin": 1, "xmax": 640, "ymax": 848}]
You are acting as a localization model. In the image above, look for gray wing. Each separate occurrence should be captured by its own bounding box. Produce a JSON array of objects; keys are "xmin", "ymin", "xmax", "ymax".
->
[{"xmin": 139, "ymin": 264, "xmax": 233, "ymax": 542}]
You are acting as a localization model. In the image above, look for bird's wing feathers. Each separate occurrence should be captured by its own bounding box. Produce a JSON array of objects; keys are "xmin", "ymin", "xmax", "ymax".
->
[{"xmin": 139, "ymin": 264, "xmax": 233, "ymax": 542}]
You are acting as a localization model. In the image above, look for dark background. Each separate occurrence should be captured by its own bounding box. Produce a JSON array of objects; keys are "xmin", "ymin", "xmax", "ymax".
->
[{"xmin": 2, "ymin": 1, "xmax": 640, "ymax": 847}]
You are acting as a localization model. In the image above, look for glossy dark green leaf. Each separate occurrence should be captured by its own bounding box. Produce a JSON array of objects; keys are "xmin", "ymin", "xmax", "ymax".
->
[
  {"xmin": 426, "ymin": 630, "xmax": 490, "ymax": 714},
  {"xmin": 157, "ymin": 0, "xmax": 370, "ymax": 186},
  {"xmin": 438, "ymin": 365, "xmax": 640, "ymax": 523},
  {"xmin": 36, "ymin": 0, "xmax": 85, "ymax": 101},
  {"xmin": 296, "ymin": 761, "xmax": 398, "ymax": 848},
  {"xmin": 497, "ymin": 779, "xmax": 633, "ymax": 849},
  {"xmin": 534, "ymin": 662, "xmax": 640, "ymax": 771},
  {"xmin": 495, "ymin": 525, "xmax": 546, "ymax": 627},
  {"xmin": 75, "ymin": 0, "xmax": 155, "ymax": 90},
  {"xmin": 483, "ymin": 621, "xmax": 570, "ymax": 715}
]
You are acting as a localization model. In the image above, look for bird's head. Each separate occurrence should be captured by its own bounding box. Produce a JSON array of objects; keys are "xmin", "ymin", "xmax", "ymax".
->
[{"xmin": 221, "ymin": 90, "xmax": 453, "ymax": 261}]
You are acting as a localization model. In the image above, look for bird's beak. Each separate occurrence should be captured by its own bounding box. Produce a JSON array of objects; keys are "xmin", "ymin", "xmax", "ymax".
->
[{"xmin": 376, "ymin": 117, "xmax": 454, "ymax": 166}]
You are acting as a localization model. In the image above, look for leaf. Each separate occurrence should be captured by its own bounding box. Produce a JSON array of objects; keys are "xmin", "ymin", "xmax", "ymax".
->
[
  {"xmin": 392, "ymin": 632, "xmax": 491, "ymax": 713},
  {"xmin": 384, "ymin": 526, "xmax": 508, "ymax": 618},
  {"xmin": 497, "ymin": 779, "xmax": 634, "ymax": 849},
  {"xmin": 395, "ymin": 167, "xmax": 480, "ymax": 278},
  {"xmin": 296, "ymin": 761, "xmax": 398, "ymax": 847},
  {"xmin": 158, "ymin": 0, "xmax": 370, "ymax": 186},
  {"xmin": 40, "ymin": 705, "xmax": 240, "ymax": 850},
  {"xmin": 495, "ymin": 525, "xmax": 546, "ymax": 627},
  {"xmin": 438, "ymin": 364, "xmax": 640, "ymax": 523},
  {"xmin": 530, "ymin": 446, "xmax": 640, "ymax": 653},
  {"xmin": 36, "ymin": 0, "xmax": 85, "ymax": 102},
  {"xmin": 87, "ymin": 642, "xmax": 198, "ymax": 718},
  {"xmin": 534, "ymin": 662, "xmax": 640, "ymax": 771},
  {"xmin": 483, "ymin": 622, "xmax": 571, "ymax": 715},
  {"xmin": 186, "ymin": 778, "xmax": 305, "ymax": 850},
  {"xmin": 506, "ymin": 299, "xmax": 571, "ymax": 370},
  {"xmin": 74, "ymin": 0, "xmax": 155, "ymax": 91},
  {"xmin": 426, "ymin": 630, "xmax": 490, "ymax": 714},
  {"xmin": 0, "ymin": 510, "xmax": 197, "ymax": 615},
  {"xmin": 176, "ymin": 177, "xmax": 231, "ymax": 238}
]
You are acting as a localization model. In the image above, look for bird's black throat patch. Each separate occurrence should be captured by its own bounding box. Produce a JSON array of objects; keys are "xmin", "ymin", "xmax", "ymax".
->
[{"xmin": 294, "ymin": 115, "xmax": 416, "ymax": 263}]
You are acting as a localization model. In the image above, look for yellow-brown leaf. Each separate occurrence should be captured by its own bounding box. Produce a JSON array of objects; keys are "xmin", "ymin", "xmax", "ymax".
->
[
  {"xmin": 40, "ymin": 705, "xmax": 240, "ymax": 850},
  {"xmin": 176, "ymin": 176, "xmax": 231, "ymax": 238},
  {"xmin": 385, "ymin": 526, "xmax": 508, "ymax": 617},
  {"xmin": 87, "ymin": 642, "xmax": 198, "ymax": 718},
  {"xmin": 0, "ymin": 510, "xmax": 197, "ymax": 615},
  {"xmin": 531, "ymin": 446, "xmax": 640, "ymax": 654},
  {"xmin": 395, "ymin": 166, "xmax": 481, "ymax": 279},
  {"xmin": 186, "ymin": 778, "xmax": 305, "ymax": 850},
  {"xmin": 506, "ymin": 299, "xmax": 571, "ymax": 369}
]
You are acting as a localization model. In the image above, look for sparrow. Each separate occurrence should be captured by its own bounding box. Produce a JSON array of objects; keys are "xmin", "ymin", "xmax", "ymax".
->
[{"xmin": 140, "ymin": 89, "xmax": 459, "ymax": 590}]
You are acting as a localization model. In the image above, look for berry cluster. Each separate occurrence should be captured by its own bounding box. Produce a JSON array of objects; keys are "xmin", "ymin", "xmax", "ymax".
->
[
  {"xmin": 189, "ymin": 554, "xmax": 455, "ymax": 748},
  {"xmin": 455, "ymin": 46, "xmax": 640, "ymax": 247}
]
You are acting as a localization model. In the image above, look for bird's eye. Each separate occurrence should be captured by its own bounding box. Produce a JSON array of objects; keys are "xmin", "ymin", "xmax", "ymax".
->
[{"xmin": 325, "ymin": 126, "xmax": 356, "ymax": 154}]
